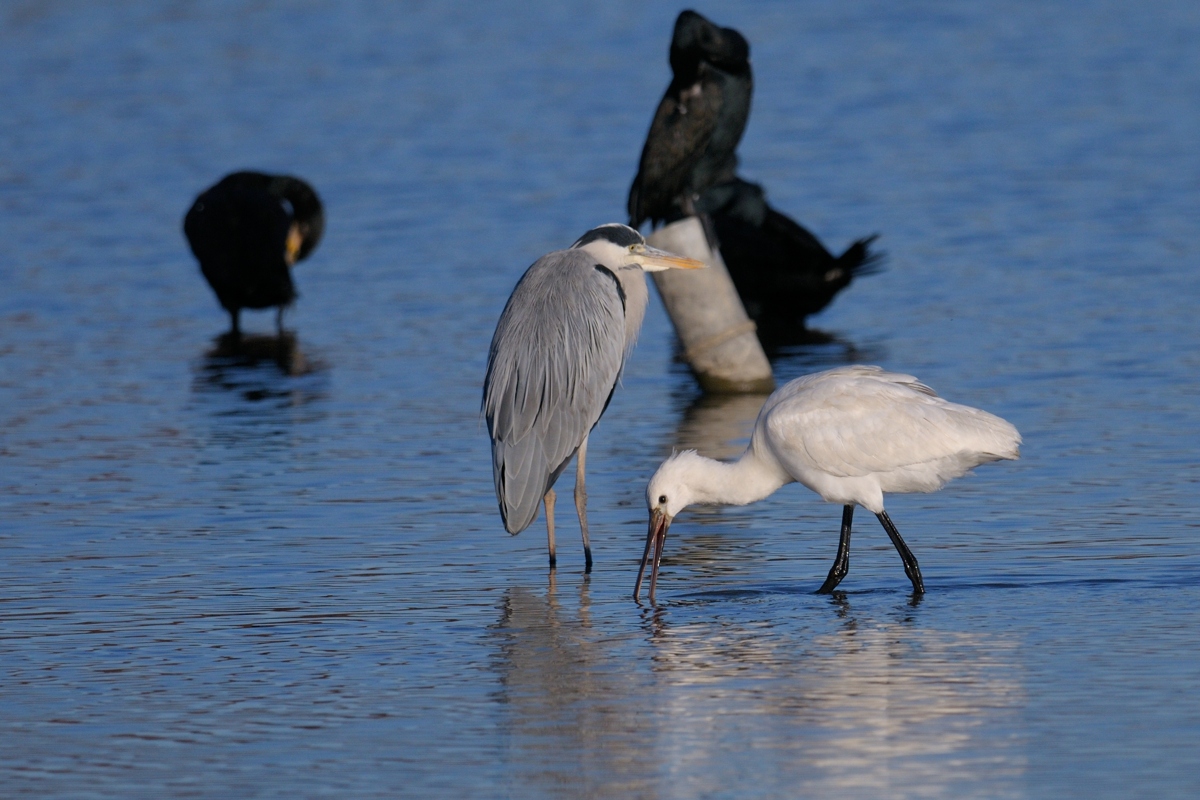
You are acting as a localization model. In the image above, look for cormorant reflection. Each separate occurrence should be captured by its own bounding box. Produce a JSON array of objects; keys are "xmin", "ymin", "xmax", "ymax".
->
[
  {"xmin": 673, "ymin": 390, "xmax": 767, "ymax": 459},
  {"xmin": 764, "ymin": 326, "xmax": 881, "ymax": 368},
  {"xmin": 193, "ymin": 331, "xmax": 327, "ymax": 410}
]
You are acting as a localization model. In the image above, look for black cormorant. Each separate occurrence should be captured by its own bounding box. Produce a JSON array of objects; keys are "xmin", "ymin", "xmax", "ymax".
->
[
  {"xmin": 184, "ymin": 171, "xmax": 324, "ymax": 335},
  {"xmin": 698, "ymin": 178, "xmax": 883, "ymax": 344},
  {"xmin": 628, "ymin": 11, "xmax": 882, "ymax": 341},
  {"xmin": 628, "ymin": 10, "xmax": 752, "ymax": 229}
]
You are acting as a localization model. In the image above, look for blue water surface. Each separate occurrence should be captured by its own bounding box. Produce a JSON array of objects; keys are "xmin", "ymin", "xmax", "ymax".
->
[{"xmin": 2, "ymin": 1, "xmax": 1199, "ymax": 797}]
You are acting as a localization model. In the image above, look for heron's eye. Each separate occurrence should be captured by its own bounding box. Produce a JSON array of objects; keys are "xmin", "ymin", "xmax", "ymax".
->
[{"xmin": 658, "ymin": 495, "xmax": 668, "ymax": 504}]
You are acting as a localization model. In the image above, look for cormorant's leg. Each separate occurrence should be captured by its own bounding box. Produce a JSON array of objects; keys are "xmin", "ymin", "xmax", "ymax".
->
[
  {"xmin": 575, "ymin": 436, "xmax": 593, "ymax": 573},
  {"xmin": 544, "ymin": 488, "xmax": 557, "ymax": 570},
  {"xmin": 876, "ymin": 511, "xmax": 925, "ymax": 595},
  {"xmin": 817, "ymin": 505, "xmax": 855, "ymax": 593}
]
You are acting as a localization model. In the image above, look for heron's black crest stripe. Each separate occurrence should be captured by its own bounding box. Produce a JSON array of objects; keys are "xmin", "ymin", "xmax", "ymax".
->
[
  {"xmin": 571, "ymin": 224, "xmax": 644, "ymax": 250},
  {"xmin": 593, "ymin": 264, "xmax": 626, "ymax": 312}
]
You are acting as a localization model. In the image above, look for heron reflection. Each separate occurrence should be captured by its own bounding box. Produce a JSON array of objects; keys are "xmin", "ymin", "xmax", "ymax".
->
[{"xmin": 491, "ymin": 584, "xmax": 657, "ymax": 791}]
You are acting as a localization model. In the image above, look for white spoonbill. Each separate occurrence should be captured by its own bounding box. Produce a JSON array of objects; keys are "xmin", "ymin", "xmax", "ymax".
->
[{"xmin": 634, "ymin": 365, "xmax": 1021, "ymax": 601}]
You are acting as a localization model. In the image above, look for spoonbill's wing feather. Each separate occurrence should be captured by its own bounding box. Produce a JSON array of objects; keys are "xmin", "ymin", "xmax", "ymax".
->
[
  {"xmin": 483, "ymin": 250, "xmax": 627, "ymax": 534},
  {"xmin": 761, "ymin": 367, "xmax": 1020, "ymax": 490}
]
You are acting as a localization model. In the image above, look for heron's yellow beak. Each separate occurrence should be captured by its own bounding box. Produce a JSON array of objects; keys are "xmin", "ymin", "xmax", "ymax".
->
[{"xmin": 630, "ymin": 244, "xmax": 706, "ymax": 273}]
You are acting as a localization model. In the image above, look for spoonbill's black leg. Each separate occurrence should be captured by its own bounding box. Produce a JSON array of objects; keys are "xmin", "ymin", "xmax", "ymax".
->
[
  {"xmin": 817, "ymin": 505, "xmax": 855, "ymax": 594},
  {"xmin": 876, "ymin": 510, "xmax": 925, "ymax": 595},
  {"xmin": 575, "ymin": 437, "xmax": 593, "ymax": 573},
  {"xmin": 544, "ymin": 488, "xmax": 557, "ymax": 570}
]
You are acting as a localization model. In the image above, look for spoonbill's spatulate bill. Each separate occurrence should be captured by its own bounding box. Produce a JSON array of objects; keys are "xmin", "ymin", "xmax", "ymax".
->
[
  {"xmin": 483, "ymin": 224, "xmax": 704, "ymax": 571},
  {"xmin": 184, "ymin": 171, "xmax": 325, "ymax": 335},
  {"xmin": 635, "ymin": 366, "xmax": 1021, "ymax": 601}
]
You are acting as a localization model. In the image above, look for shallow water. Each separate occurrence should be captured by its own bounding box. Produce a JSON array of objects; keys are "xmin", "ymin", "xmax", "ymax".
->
[{"xmin": 2, "ymin": 1, "xmax": 1199, "ymax": 797}]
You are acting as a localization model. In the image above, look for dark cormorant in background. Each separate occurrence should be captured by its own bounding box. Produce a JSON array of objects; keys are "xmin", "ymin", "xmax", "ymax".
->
[
  {"xmin": 628, "ymin": 10, "xmax": 883, "ymax": 343},
  {"xmin": 628, "ymin": 10, "xmax": 751, "ymax": 228},
  {"xmin": 184, "ymin": 171, "xmax": 324, "ymax": 335},
  {"xmin": 698, "ymin": 178, "xmax": 883, "ymax": 344}
]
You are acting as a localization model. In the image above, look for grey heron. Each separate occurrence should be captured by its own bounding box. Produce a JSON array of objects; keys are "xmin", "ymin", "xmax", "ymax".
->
[
  {"xmin": 184, "ymin": 171, "xmax": 325, "ymax": 336},
  {"xmin": 635, "ymin": 366, "xmax": 1021, "ymax": 601},
  {"xmin": 483, "ymin": 223, "xmax": 704, "ymax": 571}
]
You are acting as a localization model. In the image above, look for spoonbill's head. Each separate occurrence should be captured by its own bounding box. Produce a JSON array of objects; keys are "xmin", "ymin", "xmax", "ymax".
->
[
  {"xmin": 646, "ymin": 450, "xmax": 704, "ymax": 520},
  {"xmin": 635, "ymin": 451, "xmax": 705, "ymax": 603},
  {"xmin": 571, "ymin": 223, "xmax": 706, "ymax": 273}
]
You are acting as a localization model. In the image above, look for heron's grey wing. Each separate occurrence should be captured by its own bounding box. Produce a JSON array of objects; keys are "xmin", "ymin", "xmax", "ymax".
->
[
  {"xmin": 760, "ymin": 368, "xmax": 1021, "ymax": 481},
  {"xmin": 483, "ymin": 250, "xmax": 627, "ymax": 534},
  {"xmin": 628, "ymin": 78, "xmax": 724, "ymax": 226}
]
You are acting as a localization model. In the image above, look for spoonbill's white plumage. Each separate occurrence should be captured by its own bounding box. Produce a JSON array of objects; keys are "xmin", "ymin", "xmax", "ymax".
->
[{"xmin": 635, "ymin": 365, "xmax": 1021, "ymax": 601}]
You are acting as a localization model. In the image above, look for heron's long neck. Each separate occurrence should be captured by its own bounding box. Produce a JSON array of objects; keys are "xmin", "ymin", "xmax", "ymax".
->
[
  {"xmin": 615, "ymin": 266, "xmax": 649, "ymax": 354},
  {"xmin": 690, "ymin": 450, "xmax": 790, "ymax": 507}
]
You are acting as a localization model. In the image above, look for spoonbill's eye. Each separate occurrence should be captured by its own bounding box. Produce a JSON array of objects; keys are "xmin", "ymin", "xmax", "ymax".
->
[{"xmin": 658, "ymin": 495, "xmax": 668, "ymax": 504}]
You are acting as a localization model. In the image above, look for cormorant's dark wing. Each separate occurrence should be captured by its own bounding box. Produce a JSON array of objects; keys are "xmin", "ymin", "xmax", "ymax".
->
[
  {"xmin": 183, "ymin": 175, "xmax": 294, "ymax": 311},
  {"xmin": 705, "ymin": 178, "xmax": 884, "ymax": 327},
  {"xmin": 482, "ymin": 250, "xmax": 626, "ymax": 534},
  {"xmin": 628, "ymin": 76, "xmax": 726, "ymax": 228}
]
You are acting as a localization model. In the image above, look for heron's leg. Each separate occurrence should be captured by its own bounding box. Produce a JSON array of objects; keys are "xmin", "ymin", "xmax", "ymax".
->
[
  {"xmin": 544, "ymin": 488, "xmax": 557, "ymax": 569},
  {"xmin": 575, "ymin": 436, "xmax": 593, "ymax": 573},
  {"xmin": 229, "ymin": 308, "xmax": 241, "ymax": 338},
  {"xmin": 817, "ymin": 505, "xmax": 855, "ymax": 594},
  {"xmin": 275, "ymin": 306, "xmax": 285, "ymax": 335},
  {"xmin": 876, "ymin": 511, "xmax": 925, "ymax": 595}
]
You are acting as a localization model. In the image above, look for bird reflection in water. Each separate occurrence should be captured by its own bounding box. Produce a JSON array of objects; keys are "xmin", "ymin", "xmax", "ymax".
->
[
  {"xmin": 491, "ymin": 583, "xmax": 658, "ymax": 793},
  {"xmin": 761, "ymin": 326, "xmax": 883, "ymax": 366},
  {"xmin": 194, "ymin": 331, "xmax": 327, "ymax": 409},
  {"xmin": 638, "ymin": 593, "xmax": 1025, "ymax": 795},
  {"xmin": 674, "ymin": 391, "xmax": 768, "ymax": 460}
]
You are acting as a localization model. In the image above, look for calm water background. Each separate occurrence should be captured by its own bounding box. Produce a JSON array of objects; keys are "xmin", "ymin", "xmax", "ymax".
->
[{"xmin": 3, "ymin": 1, "xmax": 1199, "ymax": 797}]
